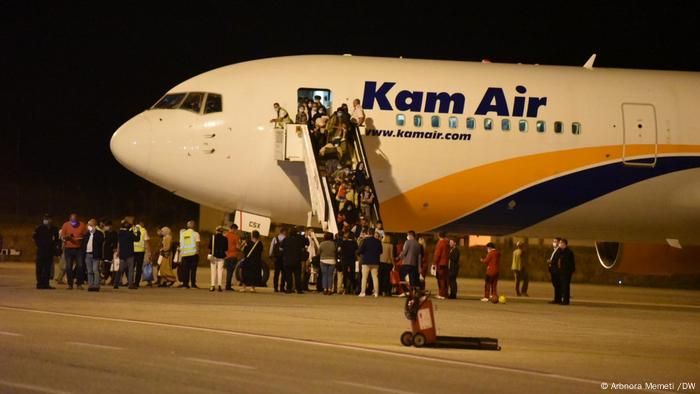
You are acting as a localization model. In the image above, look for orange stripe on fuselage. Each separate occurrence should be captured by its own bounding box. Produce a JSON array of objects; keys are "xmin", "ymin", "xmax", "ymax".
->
[{"xmin": 381, "ymin": 144, "xmax": 700, "ymax": 232}]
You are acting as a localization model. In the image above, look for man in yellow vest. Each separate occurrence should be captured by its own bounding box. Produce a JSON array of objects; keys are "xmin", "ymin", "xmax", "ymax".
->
[
  {"xmin": 132, "ymin": 220, "xmax": 150, "ymax": 287},
  {"xmin": 178, "ymin": 220, "xmax": 200, "ymax": 289},
  {"xmin": 269, "ymin": 102, "xmax": 292, "ymax": 129}
]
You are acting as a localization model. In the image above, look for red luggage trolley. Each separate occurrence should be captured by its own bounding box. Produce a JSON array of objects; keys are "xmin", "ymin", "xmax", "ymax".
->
[{"xmin": 400, "ymin": 289, "xmax": 500, "ymax": 350}]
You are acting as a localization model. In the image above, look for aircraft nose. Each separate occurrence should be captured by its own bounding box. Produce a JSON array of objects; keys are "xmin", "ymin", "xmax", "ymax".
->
[{"xmin": 110, "ymin": 114, "xmax": 152, "ymax": 176}]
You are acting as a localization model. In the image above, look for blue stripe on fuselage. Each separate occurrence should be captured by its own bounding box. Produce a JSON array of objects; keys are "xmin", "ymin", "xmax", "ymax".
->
[{"xmin": 438, "ymin": 156, "xmax": 700, "ymax": 235}]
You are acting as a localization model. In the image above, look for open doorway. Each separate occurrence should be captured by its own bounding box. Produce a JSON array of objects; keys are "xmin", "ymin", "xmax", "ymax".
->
[{"xmin": 298, "ymin": 88, "xmax": 332, "ymax": 112}]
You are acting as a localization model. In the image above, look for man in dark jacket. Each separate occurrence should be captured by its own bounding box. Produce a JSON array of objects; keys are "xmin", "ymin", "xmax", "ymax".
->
[
  {"xmin": 547, "ymin": 238, "xmax": 561, "ymax": 304},
  {"xmin": 448, "ymin": 239, "xmax": 460, "ymax": 299},
  {"xmin": 338, "ymin": 231, "xmax": 358, "ymax": 294},
  {"xmin": 556, "ymin": 239, "xmax": 576, "ymax": 305},
  {"xmin": 269, "ymin": 227, "xmax": 287, "ymax": 292},
  {"xmin": 101, "ymin": 220, "xmax": 118, "ymax": 285},
  {"xmin": 358, "ymin": 230, "xmax": 383, "ymax": 297},
  {"xmin": 116, "ymin": 220, "xmax": 141, "ymax": 289},
  {"xmin": 281, "ymin": 227, "xmax": 309, "ymax": 294},
  {"xmin": 32, "ymin": 214, "xmax": 60, "ymax": 289},
  {"xmin": 81, "ymin": 218, "xmax": 105, "ymax": 291}
]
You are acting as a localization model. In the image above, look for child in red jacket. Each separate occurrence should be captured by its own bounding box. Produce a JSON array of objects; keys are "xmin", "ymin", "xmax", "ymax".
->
[{"xmin": 480, "ymin": 242, "xmax": 501, "ymax": 302}]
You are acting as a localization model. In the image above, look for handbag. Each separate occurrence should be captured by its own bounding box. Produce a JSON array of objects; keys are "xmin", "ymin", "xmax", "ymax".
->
[
  {"xmin": 238, "ymin": 241, "xmax": 260, "ymax": 268},
  {"xmin": 111, "ymin": 251, "xmax": 120, "ymax": 272},
  {"xmin": 207, "ymin": 235, "xmax": 215, "ymax": 262},
  {"xmin": 430, "ymin": 264, "xmax": 437, "ymax": 276},
  {"xmin": 390, "ymin": 269, "xmax": 400, "ymax": 285}
]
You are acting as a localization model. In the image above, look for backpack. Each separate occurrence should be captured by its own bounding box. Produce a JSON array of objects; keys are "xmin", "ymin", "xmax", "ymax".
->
[{"xmin": 271, "ymin": 236, "xmax": 282, "ymax": 257}]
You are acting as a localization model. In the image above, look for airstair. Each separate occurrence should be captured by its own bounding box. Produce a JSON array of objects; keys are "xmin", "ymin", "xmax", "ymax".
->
[{"xmin": 275, "ymin": 123, "xmax": 381, "ymax": 234}]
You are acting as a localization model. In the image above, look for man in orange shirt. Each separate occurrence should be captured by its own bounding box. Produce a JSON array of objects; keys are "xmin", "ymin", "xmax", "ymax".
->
[
  {"xmin": 224, "ymin": 224, "xmax": 241, "ymax": 291},
  {"xmin": 433, "ymin": 231, "xmax": 450, "ymax": 299},
  {"xmin": 480, "ymin": 242, "xmax": 501, "ymax": 302},
  {"xmin": 61, "ymin": 213, "xmax": 87, "ymax": 289}
]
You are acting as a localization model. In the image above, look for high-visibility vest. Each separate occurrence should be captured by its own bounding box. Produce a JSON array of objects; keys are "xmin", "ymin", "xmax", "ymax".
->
[
  {"xmin": 180, "ymin": 229, "xmax": 198, "ymax": 257},
  {"xmin": 133, "ymin": 226, "xmax": 146, "ymax": 253}
]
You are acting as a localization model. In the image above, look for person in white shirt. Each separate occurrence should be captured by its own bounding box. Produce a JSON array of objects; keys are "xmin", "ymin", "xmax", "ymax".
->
[
  {"xmin": 351, "ymin": 98, "xmax": 365, "ymax": 126},
  {"xmin": 304, "ymin": 228, "xmax": 320, "ymax": 291},
  {"xmin": 82, "ymin": 218, "xmax": 104, "ymax": 291}
]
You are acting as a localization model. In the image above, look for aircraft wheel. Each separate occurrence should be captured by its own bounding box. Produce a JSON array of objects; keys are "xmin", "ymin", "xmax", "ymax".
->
[{"xmin": 400, "ymin": 331, "xmax": 413, "ymax": 347}]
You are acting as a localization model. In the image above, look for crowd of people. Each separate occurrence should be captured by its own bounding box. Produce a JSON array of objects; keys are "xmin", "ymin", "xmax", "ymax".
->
[
  {"xmin": 271, "ymin": 97, "xmax": 378, "ymax": 229},
  {"xmin": 261, "ymin": 226, "xmax": 469, "ymax": 299},
  {"xmin": 271, "ymin": 96, "xmax": 364, "ymax": 161},
  {"xmin": 31, "ymin": 214, "xmax": 264, "ymax": 293},
  {"xmin": 31, "ymin": 213, "xmax": 575, "ymax": 305}
]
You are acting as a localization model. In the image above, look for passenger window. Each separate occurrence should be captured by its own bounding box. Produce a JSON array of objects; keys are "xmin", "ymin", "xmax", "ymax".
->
[
  {"xmin": 554, "ymin": 121, "xmax": 563, "ymax": 134},
  {"xmin": 466, "ymin": 117, "xmax": 476, "ymax": 130},
  {"xmin": 414, "ymin": 115, "xmax": 422, "ymax": 127},
  {"xmin": 519, "ymin": 119, "xmax": 528, "ymax": 132},
  {"xmin": 484, "ymin": 118, "xmax": 493, "ymax": 130},
  {"xmin": 501, "ymin": 119, "xmax": 510, "ymax": 131},
  {"xmin": 448, "ymin": 116, "xmax": 458, "ymax": 129},
  {"xmin": 396, "ymin": 114, "xmax": 405, "ymax": 126},
  {"xmin": 431, "ymin": 116, "xmax": 440, "ymax": 128},
  {"xmin": 153, "ymin": 93, "xmax": 186, "ymax": 109},
  {"xmin": 572, "ymin": 122, "xmax": 582, "ymax": 135},
  {"xmin": 203, "ymin": 93, "xmax": 222, "ymax": 114},
  {"xmin": 536, "ymin": 120, "xmax": 546, "ymax": 133},
  {"xmin": 180, "ymin": 92, "xmax": 204, "ymax": 114}
]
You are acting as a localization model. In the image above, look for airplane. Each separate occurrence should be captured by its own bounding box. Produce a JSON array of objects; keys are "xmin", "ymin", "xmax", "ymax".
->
[{"xmin": 110, "ymin": 54, "xmax": 700, "ymax": 270}]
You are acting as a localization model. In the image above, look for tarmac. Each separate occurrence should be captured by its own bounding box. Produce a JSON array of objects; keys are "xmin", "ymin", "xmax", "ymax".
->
[{"xmin": 0, "ymin": 262, "xmax": 699, "ymax": 394}]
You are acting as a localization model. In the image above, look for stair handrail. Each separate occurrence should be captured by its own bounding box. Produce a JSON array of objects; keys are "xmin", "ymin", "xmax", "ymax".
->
[
  {"xmin": 351, "ymin": 125, "xmax": 382, "ymax": 225},
  {"xmin": 297, "ymin": 124, "xmax": 325, "ymax": 221}
]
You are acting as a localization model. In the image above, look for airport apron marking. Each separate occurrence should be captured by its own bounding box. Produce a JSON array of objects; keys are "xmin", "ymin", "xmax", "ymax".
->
[
  {"xmin": 0, "ymin": 380, "xmax": 74, "ymax": 394},
  {"xmin": 0, "ymin": 305, "xmax": 611, "ymax": 388}
]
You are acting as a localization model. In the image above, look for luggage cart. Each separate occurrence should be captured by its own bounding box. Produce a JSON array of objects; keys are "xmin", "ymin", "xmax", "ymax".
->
[{"xmin": 400, "ymin": 289, "xmax": 500, "ymax": 350}]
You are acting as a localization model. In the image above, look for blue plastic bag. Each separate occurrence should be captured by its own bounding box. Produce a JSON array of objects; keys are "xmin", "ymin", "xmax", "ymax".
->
[{"xmin": 143, "ymin": 262, "xmax": 154, "ymax": 282}]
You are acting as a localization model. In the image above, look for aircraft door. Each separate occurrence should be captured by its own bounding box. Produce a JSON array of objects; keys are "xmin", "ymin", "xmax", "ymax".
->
[
  {"xmin": 621, "ymin": 103, "xmax": 657, "ymax": 167},
  {"xmin": 297, "ymin": 88, "xmax": 332, "ymax": 114}
]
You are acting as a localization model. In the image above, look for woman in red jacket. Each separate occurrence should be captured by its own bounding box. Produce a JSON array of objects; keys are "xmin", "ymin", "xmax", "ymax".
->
[{"xmin": 480, "ymin": 242, "xmax": 501, "ymax": 302}]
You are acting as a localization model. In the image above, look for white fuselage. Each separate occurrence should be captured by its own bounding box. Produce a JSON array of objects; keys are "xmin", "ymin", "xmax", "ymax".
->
[{"xmin": 110, "ymin": 55, "xmax": 700, "ymax": 244}]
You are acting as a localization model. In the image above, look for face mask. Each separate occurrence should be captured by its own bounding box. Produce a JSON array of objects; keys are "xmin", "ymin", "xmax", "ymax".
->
[
  {"xmin": 104, "ymin": 226, "xmax": 111, "ymax": 231},
  {"xmin": 43, "ymin": 220, "xmax": 50, "ymax": 225},
  {"xmin": 70, "ymin": 220, "xmax": 78, "ymax": 227},
  {"xmin": 88, "ymin": 225, "xmax": 94, "ymax": 232}
]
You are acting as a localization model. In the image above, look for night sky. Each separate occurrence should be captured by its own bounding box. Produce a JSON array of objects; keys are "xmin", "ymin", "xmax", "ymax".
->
[{"xmin": 2, "ymin": 1, "xmax": 699, "ymax": 222}]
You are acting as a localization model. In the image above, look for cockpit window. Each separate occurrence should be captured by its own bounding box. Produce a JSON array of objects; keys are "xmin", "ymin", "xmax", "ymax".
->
[
  {"xmin": 151, "ymin": 91, "xmax": 221, "ymax": 114},
  {"xmin": 153, "ymin": 93, "xmax": 186, "ymax": 109},
  {"xmin": 180, "ymin": 92, "xmax": 204, "ymax": 113},
  {"xmin": 204, "ymin": 93, "xmax": 222, "ymax": 114}
]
